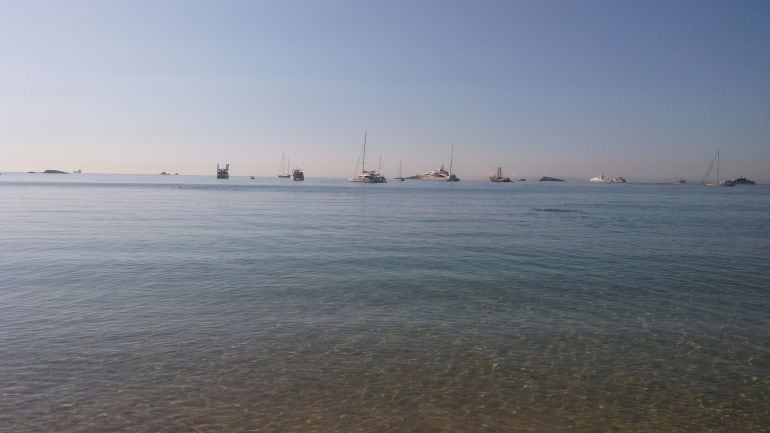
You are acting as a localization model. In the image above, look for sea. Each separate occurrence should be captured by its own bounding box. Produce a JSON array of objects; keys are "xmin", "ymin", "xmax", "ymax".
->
[{"xmin": 1, "ymin": 173, "xmax": 768, "ymax": 432}]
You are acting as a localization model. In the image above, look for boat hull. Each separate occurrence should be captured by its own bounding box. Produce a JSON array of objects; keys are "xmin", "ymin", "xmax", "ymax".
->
[{"xmin": 349, "ymin": 176, "xmax": 386, "ymax": 183}]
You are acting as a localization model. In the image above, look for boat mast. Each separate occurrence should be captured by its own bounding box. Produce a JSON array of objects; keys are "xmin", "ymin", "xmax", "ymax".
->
[
  {"xmin": 449, "ymin": 144, "xmax": 454, "ymax": 176},
  {"xmin": 362, "ymin": 130, "xmax": 367, "ymax": 174},
  {"xmin": 716, "ymin": 150, "xmax": 720, "ymax": 183},
  {"xmin": 704, "ymin": 150, "xmax": 718, "ymax": 184}
]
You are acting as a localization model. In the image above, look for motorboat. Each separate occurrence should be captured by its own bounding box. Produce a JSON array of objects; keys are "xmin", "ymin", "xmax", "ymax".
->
[
  {"xmin": 589, "ymin": 174, "xmax": 626, "ymax": 183},
  {"xmin": 422, "ymin": 146, "xmax": 459, "ymax": 182}
]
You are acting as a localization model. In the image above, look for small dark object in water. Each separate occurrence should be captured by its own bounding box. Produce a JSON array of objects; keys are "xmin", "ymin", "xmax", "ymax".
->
[
  {"xmin": 518, "ymin": 178, "xmax": 526, "ymax": 181},
  {"xmin": 43, "ymin": 169, "xmax": 68, "ymax": 174},
  {"xmin": 536, "ymin": 208, "xmax": 577, "ymax": 213},
  {"xmin": 539, "ymin": 176, "xmax": 564, "ymax": 181}
]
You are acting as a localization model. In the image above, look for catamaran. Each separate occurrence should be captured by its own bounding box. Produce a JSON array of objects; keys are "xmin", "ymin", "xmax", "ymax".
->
[
  {"xmin": 348, "ymin": 131, "xmax": 386, "ymax": 183},
  {"xmin": 703, "ymin": 150, "xmax": 735, "ymax": 187}
]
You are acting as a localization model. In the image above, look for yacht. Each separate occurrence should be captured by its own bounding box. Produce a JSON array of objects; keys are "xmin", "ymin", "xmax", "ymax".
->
[
  {"xmin": 348, "ymin": 131, "xmax": 386, "ymax": 183},
  {"xmin": 589, "ymin": 174, "xmax": 626, "ymax": 183},
  {"xmin": 422, "ymin": 146, "xmax": 459, "ymax": 181},
  {"xmin": 489, "ymin": 167, "xmax": 512, "ymax": 183}
]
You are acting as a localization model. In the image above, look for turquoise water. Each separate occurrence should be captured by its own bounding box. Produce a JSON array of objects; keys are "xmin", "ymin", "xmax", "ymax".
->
[{"xmin": 1, "ymin": 173, "xmax": 769, "ymax": 432}]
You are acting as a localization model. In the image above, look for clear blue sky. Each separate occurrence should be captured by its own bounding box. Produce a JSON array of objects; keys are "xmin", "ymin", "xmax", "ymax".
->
[{"xmin": 1, "ymin": 0, "xmax": 768, "ymax": 181}]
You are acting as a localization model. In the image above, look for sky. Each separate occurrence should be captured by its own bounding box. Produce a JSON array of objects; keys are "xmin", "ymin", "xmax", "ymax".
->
[{"xmin": 1, "ymin": 0, "xmax": 769, "ymax": 181}]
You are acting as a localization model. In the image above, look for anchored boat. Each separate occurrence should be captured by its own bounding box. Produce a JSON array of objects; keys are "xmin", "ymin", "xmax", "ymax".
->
[
  {"xmin": 348, "ymin": 131, "xmax": 386, "ymax": 183},
  {"xmin": 292, "ymin": 167, "xmax": 304, "ymax": 181},
  {"xmin": 278, "ymin": 152, "xmax": 290, "ymax": 178},
  {"xmin": 703, "ymin": 151, "xmax": 734, "ymax": 187},
  {"xmin": 216, "ymin": 163, "xmax": 229, "ymax": 179},
  {"xmin": 422, "ymin": 146, "xmax": 459, "ymax": 181},
  {"xmin": 589, "ymin": 174, "xmax": 626, "ymax": 183},
  {"xmin": 489, "ymin": 167, "xmax": 511, "ymax": 182}
]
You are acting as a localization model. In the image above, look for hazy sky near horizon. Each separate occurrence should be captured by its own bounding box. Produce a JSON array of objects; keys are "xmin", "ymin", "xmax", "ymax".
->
[{"xmin": 1, "ymin": 0, "xmax": 769, "ymax": 180}]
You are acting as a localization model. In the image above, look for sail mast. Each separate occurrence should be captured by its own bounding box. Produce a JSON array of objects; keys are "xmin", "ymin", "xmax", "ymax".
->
[
  {"xmin": 363, "ymin": 130, "xmax": 367, "ymax": 173},
  {"xmin": 716, "ymin": 150, "xmax": 720, "ymax": 183},
  {"xmin": 449, "ymin": 144, "xmax": 454, "ymax": 176}
]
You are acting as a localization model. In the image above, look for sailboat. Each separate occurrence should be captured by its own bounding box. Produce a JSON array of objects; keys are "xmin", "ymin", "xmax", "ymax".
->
[
  {"xmin": 348, "ymin": 131, "xmax": 386, "ymax": 183},
  {"xmin": 703, "ymin": 150, "xmax": 735, "ymax": 187},
  {"xmin": 277, "ymin": 152, "xmax": 290, "ymax": 178},
  {"xmin": 395, "ymin": 158, "xmax": 405, "ymax": 181}
]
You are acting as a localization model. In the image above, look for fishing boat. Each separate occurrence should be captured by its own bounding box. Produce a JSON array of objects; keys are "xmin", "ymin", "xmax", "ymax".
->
[
  {"xmin": 277, "ymin": 152, "xmax": 290, "ymax": 178},
  {"xmin": 422, "ymin": 146, "xmax": 459, "ymax": 181},
  {"xmin": 292, "ymin": 167, "xmax": 304, "ymax": 181},
  {"xmin": 348, "ymin": 131, "xmax": 386, "ymax": 183},
  {"xmin": 216, "ymin": 163, "xmax": 229, "ymax": 179},
  {"xmin": 589, "ymin": 174, "xmax": 626, "ymax": 183},
  {"xmin": 489, "ymin": 167, "xmax": 511, "ymax": 182},
  {"xmin": 703, "ymin": 151, "xmax": 735, "ymax": 187}
]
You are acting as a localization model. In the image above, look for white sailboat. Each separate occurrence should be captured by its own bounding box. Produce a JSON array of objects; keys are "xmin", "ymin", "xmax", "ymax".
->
[
  {"xmin": 348, "ymin": 131, "xmax": 386, "ymax": 183},
  {"xmin": 703, "ymin": 150, "xmax": 735, "ymax": 187},
  {"xmin": 395, "ymin": 158, "xmax": 405, "ymax": 181},
  {"xmin": 278, "ymin": 152, "xmax": 290, "ymax": 178}
]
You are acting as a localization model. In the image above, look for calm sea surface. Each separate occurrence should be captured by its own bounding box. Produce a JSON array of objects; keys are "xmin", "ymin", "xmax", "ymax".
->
[{"xmin": 1, "ymin": 173, "xmax": 769, "ymax": 432}]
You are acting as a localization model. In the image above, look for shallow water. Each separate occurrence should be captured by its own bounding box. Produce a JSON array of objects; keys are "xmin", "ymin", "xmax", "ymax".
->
[{"xmin": 1, "ymin": 174, "xmax": 769, "ymax": 432}]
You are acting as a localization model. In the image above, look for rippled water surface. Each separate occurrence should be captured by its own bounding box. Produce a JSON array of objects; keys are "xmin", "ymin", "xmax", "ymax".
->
[{"xmin": 1, "ymin": 173, "xmax": 769, "ymax": 432}]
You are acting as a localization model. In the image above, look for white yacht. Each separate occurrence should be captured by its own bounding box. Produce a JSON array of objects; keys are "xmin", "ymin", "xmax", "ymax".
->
[
  {"xmin": 589, "ymin": 173, "xmax": 626, "ymax": 183},
  {"xmin": 422, "ymin": 163, "xmax": 451, "ymax": 181},
  {"xmin": 348, "ymin": 131, "xmax": 386, "ymax": 183},
  {"xmin": 422, "ymin": 146, "xmax": 459, "ymax": 181}
]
